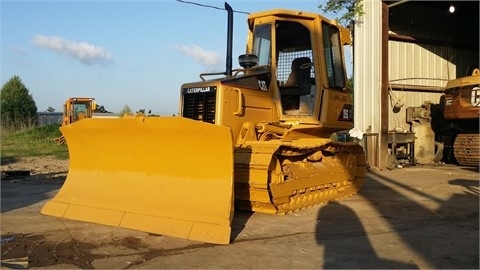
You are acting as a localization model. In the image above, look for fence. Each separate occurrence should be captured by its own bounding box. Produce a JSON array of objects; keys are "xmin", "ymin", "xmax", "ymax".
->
[{"xmin": 37, "ymin": 112, "xmax": 63, "ymax": 126}]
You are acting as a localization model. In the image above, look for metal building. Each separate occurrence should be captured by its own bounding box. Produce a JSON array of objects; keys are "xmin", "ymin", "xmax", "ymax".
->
[{"xmin": 354, "ymin": 0, "xmax": 479, "ymax": 168}]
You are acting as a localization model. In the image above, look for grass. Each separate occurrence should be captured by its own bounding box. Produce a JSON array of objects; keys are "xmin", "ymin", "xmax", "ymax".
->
[{"xmin": 1, "ymin": 124, "xmax": 68, "ymax": 160}]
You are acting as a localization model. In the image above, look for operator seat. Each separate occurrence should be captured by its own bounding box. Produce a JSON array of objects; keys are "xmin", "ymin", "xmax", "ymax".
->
[
  {"xmin": 77, "ymin": 111, "xmax": 86, "ymax": 121},
  {"xmin": 284, "ymin": 57, "xmax": 312, "ymax": 87},
  {"xmin": 281, "ymin": 57, "xmax": 314, "ymax": 114}
]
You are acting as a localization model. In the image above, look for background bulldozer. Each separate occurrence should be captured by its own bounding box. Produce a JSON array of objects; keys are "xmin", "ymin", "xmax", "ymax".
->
[
  {"xmin": 42, "ymin": 3, "xmax": 366, "ymax": 245},
  {"xmin": 53, "ymin": 97, "xmax": 96, "ymax": 144},
  {"xmin": 432, "ymin": 68, "xmax": 480, "ymax": 166}
]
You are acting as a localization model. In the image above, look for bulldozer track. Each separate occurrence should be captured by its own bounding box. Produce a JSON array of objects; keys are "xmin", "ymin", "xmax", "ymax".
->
[
  {"xmin": 235, "ymin": 142, "xmax": 366, "ymax": 214},
  {"xmin": 454, "ymin": 133, "xmax": 480, "ymax": 166},
  {"xmin": 277, "ymin": 143, "xmax": 366, "ymax": 213}
]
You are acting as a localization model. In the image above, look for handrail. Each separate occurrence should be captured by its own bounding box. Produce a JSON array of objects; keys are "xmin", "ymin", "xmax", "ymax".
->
[{"xmin": 232, "ymin": 88, "xmax": 243, "ymax": 115}]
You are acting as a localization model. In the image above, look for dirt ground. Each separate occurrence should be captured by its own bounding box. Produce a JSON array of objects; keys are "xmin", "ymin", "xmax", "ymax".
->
[
  {"xmin": 1, "ymin": 156, "xmax": 479, "ymax": 269},
  {"xmin": 1, "ymin": 157, "xmax": 76, "ymax": 268},
  {"xmin": 0, "ymin": 156, "xmax": 69, "ymax": 181}
]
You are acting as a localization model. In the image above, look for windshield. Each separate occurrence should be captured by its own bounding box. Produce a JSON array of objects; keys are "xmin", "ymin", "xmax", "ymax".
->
[
  {"xmin": 252, "ymin": 23, "xmax": 271, "ymax": 66},
  {"xmin": 74, "ymin": 103, "xmax": 87, "ymax": 114}
]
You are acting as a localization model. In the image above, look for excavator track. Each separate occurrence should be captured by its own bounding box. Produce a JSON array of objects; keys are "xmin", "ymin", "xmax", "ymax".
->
[
  {"xmin": 234, "ymin": 141, "xmax": 366, "ymax": 214},
  {"xmin": 454, "ymin": 133, "xmax": 480, "ymax": 166}
]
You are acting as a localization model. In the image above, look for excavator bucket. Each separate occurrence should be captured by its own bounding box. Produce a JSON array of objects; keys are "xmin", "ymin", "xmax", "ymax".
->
[{"xmin": 41, "ymin": 117, "xmax": 234, "ymax": 244}]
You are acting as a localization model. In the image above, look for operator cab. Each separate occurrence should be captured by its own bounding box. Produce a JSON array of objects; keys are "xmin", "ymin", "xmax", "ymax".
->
[
  {"xmin": 241, "ymin": 15, "xmax": 349, "ymax": 121},
  {"xmin": 275, "ymin": 21, "xmax": 317, "ymax": 116}
]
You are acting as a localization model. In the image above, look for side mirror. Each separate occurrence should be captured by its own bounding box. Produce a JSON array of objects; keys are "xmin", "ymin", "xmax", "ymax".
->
[{"xmin": 238, "ymin": 54, "xmax": 258, "ymax": 69}]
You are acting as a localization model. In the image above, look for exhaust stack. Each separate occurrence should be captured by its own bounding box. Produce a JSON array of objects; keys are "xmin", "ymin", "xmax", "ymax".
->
[{"xmin": 225, "ymin": 2, "xmax": 233, "ymax": 76}]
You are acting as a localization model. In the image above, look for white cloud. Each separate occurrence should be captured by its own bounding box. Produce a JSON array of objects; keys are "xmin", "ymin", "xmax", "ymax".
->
[
  {"xmin": 178, "ymin": 45, "xmax": 221, "ymax": 66},
  {"xmin": 32, "ymin": 34, "xmax": 112, "ymax": 65}
]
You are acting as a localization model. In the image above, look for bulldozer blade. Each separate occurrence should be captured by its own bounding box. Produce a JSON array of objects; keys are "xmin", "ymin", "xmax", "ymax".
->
[{"xmin": 41, "ymin": 117, "xmax": 234, "ymax": 244}]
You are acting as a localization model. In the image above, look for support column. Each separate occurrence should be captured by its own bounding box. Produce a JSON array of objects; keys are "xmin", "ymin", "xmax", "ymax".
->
[{"xmin": 379, "ymin": 1, "xmax": 390, "ymax": 169}]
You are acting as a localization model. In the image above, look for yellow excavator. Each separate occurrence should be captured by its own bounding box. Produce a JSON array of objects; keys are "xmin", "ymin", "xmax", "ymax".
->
[
  {"xmin": 53, "ymin": 97, "xmax": 96, "ymax": 144},
  {"xmin": 42, "ymin": 4, "xmax": 366, "ymax": 245}
]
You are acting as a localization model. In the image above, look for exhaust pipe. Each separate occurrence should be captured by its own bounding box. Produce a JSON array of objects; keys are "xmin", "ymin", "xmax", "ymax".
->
[{"xmin": 225, "ymin": 2, "xmax": 233, "ymax": 76}]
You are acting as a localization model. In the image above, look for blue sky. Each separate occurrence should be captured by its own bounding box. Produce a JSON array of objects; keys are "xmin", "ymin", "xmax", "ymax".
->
[{"xmin": 1, "ymin": 0, "xmax": 351, "ymax": 115}]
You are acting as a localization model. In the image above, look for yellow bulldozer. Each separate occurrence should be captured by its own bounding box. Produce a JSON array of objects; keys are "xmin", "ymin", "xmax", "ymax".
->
[
  {"xmin": 53, "ymin": 97, "xmax": 96, "ymax": 144},
  {"xmin": 42, "ymin": 4, "xmax": 366, "ymax": 244},
  {"xmin": 432, "ymin": 68, "xmax": 480, "ymax": 166}
]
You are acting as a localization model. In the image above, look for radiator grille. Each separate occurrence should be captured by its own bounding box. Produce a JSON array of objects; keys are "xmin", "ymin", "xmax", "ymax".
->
[{"xmin": 182, "ymin": 88, "xmax": 216, "ymax": 123}]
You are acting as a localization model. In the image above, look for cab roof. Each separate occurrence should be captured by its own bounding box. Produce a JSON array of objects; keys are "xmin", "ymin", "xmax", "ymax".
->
[{"xmin": 247, "ymin": 9, "xmax": 340, "ymax": 30}]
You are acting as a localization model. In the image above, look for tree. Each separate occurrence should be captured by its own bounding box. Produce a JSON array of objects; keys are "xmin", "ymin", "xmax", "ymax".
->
[
  {"xmin": 1, "ymin": 75, "xmax": 38, "ymax": 129},
  {"xmin": 47, "ymin": 107, "xmax": 55, "ymax": 112},
  {"xmin": 319, "ymin": 0, "xmax": 364, "ymax": 31},
  {"xmin": 94, "ymin": 104, "xmax": 112, "ymax": 113},
  {"xmin": 319, "ymin": 0, "xmax": 361, "ymax": 97},
  {"xmin": 119, "ymin": 104, "xmax": 132, "ymax": 116}
]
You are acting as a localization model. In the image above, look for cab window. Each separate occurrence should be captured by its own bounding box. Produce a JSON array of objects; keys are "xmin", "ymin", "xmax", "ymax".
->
[
  {"xmin": 322, "ymin": 23, "xmax": 346, "ymax": 89},
  {"xmin": 252, "ymin": 24, "xmax": 271, "ymax": 66}
]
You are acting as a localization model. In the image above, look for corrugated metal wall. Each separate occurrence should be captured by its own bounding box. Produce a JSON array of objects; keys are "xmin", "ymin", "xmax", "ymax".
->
[
  {"xmin": 389, "ymin": 41, "xmax": 455, "ymax": 87},
  {"xmin": 388, "ymin": 40, "xmax": 451, "ymax": 131},
  {"xmin": 353, "ymin": 0, "xmax": 382, "ymax": 134},
  {"xmin": 353, "ymin": 0, "xmax": 384, "ymax": 168}
]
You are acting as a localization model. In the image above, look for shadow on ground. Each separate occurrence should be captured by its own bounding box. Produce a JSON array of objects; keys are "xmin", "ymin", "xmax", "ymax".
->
[
  {"xmin": 1, "ymin": 172, "xmax": 66, "ymax": 213},
  {"xmin": 315, "ymin": 169, "xmax": 479, "ymax": 269}
]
